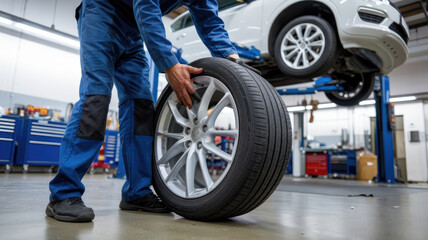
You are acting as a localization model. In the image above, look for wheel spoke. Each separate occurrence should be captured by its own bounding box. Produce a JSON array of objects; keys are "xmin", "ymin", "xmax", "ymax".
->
[
  {"xmin": 158, "ymin": 138, "xmax": 187, "ymax": 165},
  {"xmin": 308, "ymin": 40, "xmax": 324, "ymax": 47},
  {"xmin": 307, "ymin": 29, "xmax": 322, "ymax": 41},
  {"xmin": 167, "ymin": 100, "xmax": 189, "ymax": 127},
  {"xmin": 285, "ymin": 33, "xmax": 298, "ymax": 44},
  {"xmin": 165, "ymin": 150, "xmax": 189, "ymax": 182},
  {"xmin": 293, "ymin": 51, "xmax": 303, "ymax": 67},
  {"xmin": 157, "ymin": 131, "xmax": 185, "ymax": 140},
  {"xmin": 303, "ymin": 25, "xmax": 312, "ymax": 39},
  {"xmin": 197, "ymin": 149, "xmax": 214, "ymax": 190},
  {"xmin": 186, "ymin": 106, "xmax": 196, "ymax": 121},
  {"xmin": 198, "ymin": 78, "xmax": 216, "ymax": 122},
  {"xmin": 281, "ymin": 44, "xmax": 298, "ymax": 52},
  {"xmin": 203, "ymin": 142, "xmax": 233, "ymax": 162},
  {"xmin": 206, "ymin": 93, "xmax": 231, "ymax": 127},
  {"xmin": 295, "ymin": 25, "xmax": 304, "ymax": 41},
  {"xmin": 284, "ymin": 48, "xmax": 299, "ymax": 59},
  {"xmin": 302, "ymin": 50, "xmax": 309, "ymax": 66},
  {"xmin": 185, "ymin": 145, "xmax": 197, "ymax": 197},
  {"xmin": 307, "ymin": 48, "xmax": 320, "ymax": 60},
  {"xmin": 208, "ymin": 129, "xmax": 238, "ymax": 137}
]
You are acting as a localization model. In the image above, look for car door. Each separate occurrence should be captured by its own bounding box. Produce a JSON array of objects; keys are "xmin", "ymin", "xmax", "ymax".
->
[
  {"xmin": 166, "ymin": 0, "xmax": 263, "ymax": 62},
  {"xmin": 219, "ymin": 0, "xmax": 263, "ymax": 51},
  {"xmin": 167, "ymin": 13, "xmax": 209, "ymax": 63}
]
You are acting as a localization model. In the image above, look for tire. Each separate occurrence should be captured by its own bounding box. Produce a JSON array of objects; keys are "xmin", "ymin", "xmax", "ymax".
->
[
  {"xmin": 153, "ymin": 57, "xmax": 292, "ymax": 221},
  {"xmin": 325, "ymin": 73, "xmax": 375, "ymax": 106},
  {"xmin": 274, "ymin": 16, "xmax": 338, "ymax": 79}
]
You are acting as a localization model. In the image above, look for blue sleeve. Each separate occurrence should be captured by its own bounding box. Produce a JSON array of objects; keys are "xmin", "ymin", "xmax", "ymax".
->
[
  {"xmin": 188, "ymin": 0, "xmax": 237, "ymax": 58},
  {"xmin": 133, "ymin": 0, "xmax": 179, "ymax": 72}
]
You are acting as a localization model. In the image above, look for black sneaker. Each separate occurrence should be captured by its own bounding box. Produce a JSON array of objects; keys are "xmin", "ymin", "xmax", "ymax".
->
[
  {"xmin": 119, "ymin": 193, "xmax": 171, "ymax": 213},
  {"xmin": 46, "ymin": 197, "xmax": 95, "ymax": 222}
]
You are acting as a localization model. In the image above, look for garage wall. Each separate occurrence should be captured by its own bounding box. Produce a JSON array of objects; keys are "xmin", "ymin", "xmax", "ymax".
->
[
  {"xmin": 395, "ymin": 102, "xmax": 428, "ymax": 182},
  {"xmin": 0, "ymin": 0, "xmax": 85, "ymax": 114},
  {"xmin": 0, "ymin": 0, "xmax": 80, "ymax": 36},
  {"xmin": 303, "ymin": 101, "xmax": 428, "ymax": 181}
]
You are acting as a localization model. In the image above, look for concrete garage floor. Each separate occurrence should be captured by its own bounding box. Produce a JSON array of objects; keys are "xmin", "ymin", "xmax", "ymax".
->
[{"xmin": 1, "ymin": 174, "xmax": 428, "ymax": 240}]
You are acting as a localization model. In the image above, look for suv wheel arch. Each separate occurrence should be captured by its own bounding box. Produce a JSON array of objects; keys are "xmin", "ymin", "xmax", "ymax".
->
[{"xmin": 268, "ymin": 1, "xmax": 339, "ymax": 58}]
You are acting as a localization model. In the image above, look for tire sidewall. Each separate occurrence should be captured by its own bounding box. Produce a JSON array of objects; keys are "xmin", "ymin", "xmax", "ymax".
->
[
  {"xmin": 274, "ymin": 15, "xmax": 338, "ymax": 79},
  {"xmin": 153, "ymin": 58, "xmax": 256, "ymax": 218}
]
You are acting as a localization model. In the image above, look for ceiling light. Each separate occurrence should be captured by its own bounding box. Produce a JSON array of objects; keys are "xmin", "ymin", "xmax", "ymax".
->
[
  {"xmin": 0, "ymin": 16, "xmax": 13, "ymax": 25},
  {"xmin": 287, "ymin": 106, "xmax": 306, "ymax": 112},
  {"xmin": 15, "ymin": 23, "xmax": 79, "ymax": 48},
  {"xmin": 359, "ymin": 99, "xmax": 376, "ymax": 105},
  {"xmin": 318, "ymin": 103, "xmax": 337, "ymax": 109},
  {"xmin": 390, "ymin": 96, "xmax": 417, "ymax": 102}
]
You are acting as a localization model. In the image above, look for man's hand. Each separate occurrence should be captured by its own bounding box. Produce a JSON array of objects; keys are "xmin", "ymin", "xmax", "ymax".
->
[
  {"xmin": 227, "ymin": 53, "xmax": 240, "ymax": 60},
  {"xmin": 225, "ymin": 54, "xmax": 261, "ymax": 75},
  {"xmin": 165, "ymin": 63, "xmax": 203, "ymax": 109}
]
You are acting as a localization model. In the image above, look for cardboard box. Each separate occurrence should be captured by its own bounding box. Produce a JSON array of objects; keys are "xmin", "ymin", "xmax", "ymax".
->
[{"xmin": 357, "ymin": 151, "xmax": 378, "ymax": 181}]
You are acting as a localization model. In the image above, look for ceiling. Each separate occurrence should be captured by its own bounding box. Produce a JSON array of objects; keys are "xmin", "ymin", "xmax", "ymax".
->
[{"xmin": 391, "ymin": 0, "xmax": 427, "ymax": 28}]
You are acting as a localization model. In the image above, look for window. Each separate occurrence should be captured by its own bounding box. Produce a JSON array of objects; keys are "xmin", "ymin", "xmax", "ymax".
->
[
  {"xmin": 171, "ymin": 14, "xmax": 194, "ymax": 32},
  {"xmin": 218, "ymin": 0, "xmax": 246, "ymax": 11},
  {"xmin": 182, "ymin": 14, "xmax": 195, "ymax": 29},
  {"xmin": 171, "ymin": 15, "xmax": 187, "ymax": 32}
]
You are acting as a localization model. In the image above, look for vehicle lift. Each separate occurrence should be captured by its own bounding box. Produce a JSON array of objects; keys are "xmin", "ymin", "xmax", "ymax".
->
[{"xmin": 278, "ymin": 76, "xmax": 396, "ymax": 183}]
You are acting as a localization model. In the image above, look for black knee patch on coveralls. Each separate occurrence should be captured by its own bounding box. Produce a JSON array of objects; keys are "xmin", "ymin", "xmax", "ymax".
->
[
  {"xmin": 134, "ymin": 99, "xmax": 154, "ymax": 136},
  {"xmin": 77, "ymin": 95, "xmax": 110, "ymax": 140}
]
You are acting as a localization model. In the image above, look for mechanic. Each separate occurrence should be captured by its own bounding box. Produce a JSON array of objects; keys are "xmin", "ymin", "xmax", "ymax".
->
[{"xmin": 46, "ymin": 0, "xmax": 239, "ymax": 222}]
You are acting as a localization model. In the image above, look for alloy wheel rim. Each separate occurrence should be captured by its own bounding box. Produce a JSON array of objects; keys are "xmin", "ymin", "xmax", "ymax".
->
[
  {"xmin": 280, "ymin": 23, "xmax": 326, "ymax": 70},
  {"xmin": 155, "ymin": 76, "xmax": 239, "ymax": 199}
]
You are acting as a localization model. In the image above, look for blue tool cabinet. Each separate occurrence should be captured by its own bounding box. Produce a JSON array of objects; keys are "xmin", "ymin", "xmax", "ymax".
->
[
  {"xmin": 17, "ymin": 119, "xmax": 67, "ymax": 166},
  {"xmin": 104, "ymin": 130, "xmax": 120, "ymax": 167},
  {"xmin": 329, "ymin": 150, "xmax": 357, "ymax": 176},
  {"xmin": 0, "ymin": 116, "xmax": 22, "ymax": 165}
]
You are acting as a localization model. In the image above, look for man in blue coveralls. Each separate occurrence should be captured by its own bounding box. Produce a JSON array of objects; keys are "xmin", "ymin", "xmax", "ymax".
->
[{"xmin": 46, "ymin": 0, "xmax": 239, "ymax": 222}]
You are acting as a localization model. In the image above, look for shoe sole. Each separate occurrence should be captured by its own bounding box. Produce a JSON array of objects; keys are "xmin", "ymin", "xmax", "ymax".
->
[
  {"xmin": 119, "ymin": 201, "xmax": 171, "ymax": 213},
  {"xmin": 46, "ymin": 205, "xmax": 94, "ymax": 222}
]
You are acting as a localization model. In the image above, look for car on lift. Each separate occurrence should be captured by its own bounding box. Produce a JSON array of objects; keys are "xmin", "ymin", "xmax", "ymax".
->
[{"xmin": 166, "ymin": 0, "xmax": 409, "ymax": 106}]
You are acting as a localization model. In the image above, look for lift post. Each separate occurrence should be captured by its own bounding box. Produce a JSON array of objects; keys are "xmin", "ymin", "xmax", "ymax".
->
[{"xmin": 374, "ymin": 76, "xmax": 395, "ymax": 183}]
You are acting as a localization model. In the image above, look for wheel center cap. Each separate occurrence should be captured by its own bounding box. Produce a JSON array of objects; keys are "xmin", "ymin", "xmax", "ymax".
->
[
  {"xmin": 300, "ymin": 42, "xmax": 306, "ymax": 48},
  {"xmin": 191, "ymin": 128, "xmax": 201, "ymax": 141}
]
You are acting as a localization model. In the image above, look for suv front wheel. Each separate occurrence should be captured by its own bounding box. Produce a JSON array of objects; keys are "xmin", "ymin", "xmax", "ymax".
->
[{"xmin": 274, "ymin": 16, "xmax": 338, "ymax": 79}]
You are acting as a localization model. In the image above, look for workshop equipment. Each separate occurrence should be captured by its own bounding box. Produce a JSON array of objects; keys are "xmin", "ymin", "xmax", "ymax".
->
[
  {"xmin": 279, "ymin": 75, "xmax": 396, "ymax": 183},
  {"xmin": 305, "ymin": 150, "xmax": 329, "ymax": 176},
  {"xmin": 15, "ymin": 119, "xmax": 67, "ymax": 170},
  {"xmin": 103, "ymin": 130, "xmax": 120, "ymax": 167},
  {"xmin": 374, "ymin": 76, "xmax": 395, "ymax": 183},
  {"xmin": 329, "ymin": 150, "xmax": 357, "ymax": 176},
  {"xmin": 0, "ymin": 116, "xmax": 23, "ymax": 171}
]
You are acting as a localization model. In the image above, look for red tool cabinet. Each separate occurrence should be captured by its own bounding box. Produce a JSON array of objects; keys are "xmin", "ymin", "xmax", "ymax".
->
[{"xmin": 306, "ymin": 151, "xmax": 328, "ymax": 176}]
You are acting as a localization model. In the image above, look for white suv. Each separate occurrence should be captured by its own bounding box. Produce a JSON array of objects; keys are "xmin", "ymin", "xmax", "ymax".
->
[{"xmin": 166, "ymin": 0, "xmax": 409, "ymax": 106}]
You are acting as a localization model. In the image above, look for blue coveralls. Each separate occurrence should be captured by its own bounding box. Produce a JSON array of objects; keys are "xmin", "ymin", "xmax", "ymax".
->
[{"xmin": 49, "ymin": 0, "xmax": 237, "ymax": 202}]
